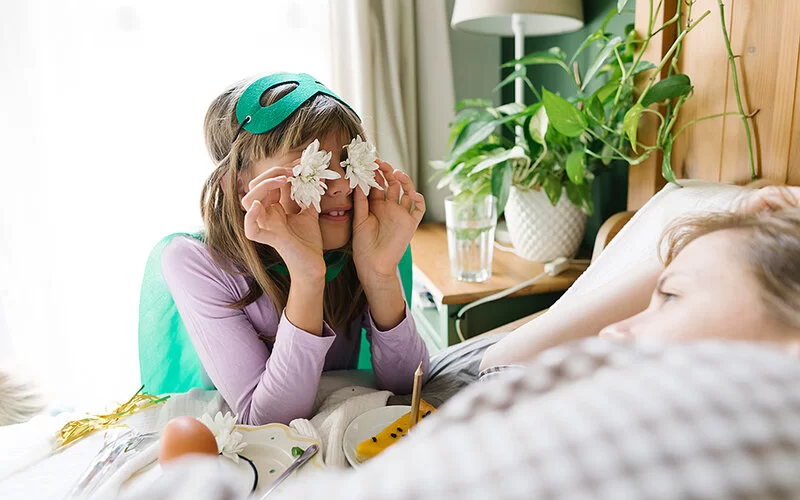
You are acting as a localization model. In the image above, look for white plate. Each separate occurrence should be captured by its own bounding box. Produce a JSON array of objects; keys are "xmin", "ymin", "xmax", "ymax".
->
[
  {"xmin": 123, "ymin": 423, "xmax": 324, "ymax": 497},
  {"xmin": 343, "ymin": 405, "xmax": 410, "ymax": 468},
  {"xmin": 233, "ymin": 423, "xmax": 325, "ymax": 496}
]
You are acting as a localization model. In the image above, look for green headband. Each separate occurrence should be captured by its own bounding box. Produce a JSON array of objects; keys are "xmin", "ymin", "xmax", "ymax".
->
[{"xmin": 234, "ymin": 73, "xmax": 359, "ymax": 135}]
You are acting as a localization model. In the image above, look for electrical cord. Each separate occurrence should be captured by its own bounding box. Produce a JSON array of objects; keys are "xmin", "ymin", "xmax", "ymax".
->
[{"xmin": 453, "ymin": 256, "xmax": 591, "ymax": 343}]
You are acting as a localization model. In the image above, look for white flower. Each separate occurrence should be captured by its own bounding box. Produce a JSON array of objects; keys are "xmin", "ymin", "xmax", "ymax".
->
[
  {"xmin": 197, "ymin": 411, "xmax": 247, "ymax": 464},
  {"xmin": 341, "ymin": 136, "xmax": 384, "ymax": 196},
  {"xmin": 289, "ymin": 139, "xmax": 342, "ymax": 212}
]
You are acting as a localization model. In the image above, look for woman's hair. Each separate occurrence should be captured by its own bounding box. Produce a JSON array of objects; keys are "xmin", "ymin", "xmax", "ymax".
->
[
  {"xmin": 200, "ymin": 77, "xmax": 367, "ymax": 330},
  {"xmin": 660, "ymin": 207, "xmax": 800, "ymax": 329}
]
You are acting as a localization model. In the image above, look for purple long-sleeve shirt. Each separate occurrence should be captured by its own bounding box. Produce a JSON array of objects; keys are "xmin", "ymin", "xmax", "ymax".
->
[{"xmin": 160, "ymin": 236, "xmax": 430, "ymax": 425}]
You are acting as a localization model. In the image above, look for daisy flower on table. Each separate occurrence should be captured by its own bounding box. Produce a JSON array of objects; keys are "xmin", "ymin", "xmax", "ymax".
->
[
  {"xmin": 289, "ymin": 139, "xmax": 342, "ymax": 212},
  {"xmin": 341, "ymin": 135, "xmax": 384, "ymax": 196}
]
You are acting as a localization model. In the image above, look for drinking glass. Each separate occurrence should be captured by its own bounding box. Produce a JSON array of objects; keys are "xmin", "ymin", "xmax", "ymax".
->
[{"xmin": 444, "ymin": 195, "xmax": 497, "ymax": 282}]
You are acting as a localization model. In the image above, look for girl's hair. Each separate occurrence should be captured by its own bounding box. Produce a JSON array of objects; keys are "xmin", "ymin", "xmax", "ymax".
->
[
  {"xmin": 200, "ymin": 77, "xmax": 367, "ymax": 330},
  {"xmin": 660, "ymin": 207, "xmax": 800, "ymax": 330}
]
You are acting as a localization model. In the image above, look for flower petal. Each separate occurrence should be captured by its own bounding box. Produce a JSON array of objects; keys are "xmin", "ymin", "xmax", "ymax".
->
[{"xmin": 318, "ymin": 170, "xmax": 341, "ymax": 180}]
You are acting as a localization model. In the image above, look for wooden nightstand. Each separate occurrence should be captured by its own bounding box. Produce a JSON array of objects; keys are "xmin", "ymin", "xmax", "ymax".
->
[{"xmin": 410, "ymin": 223, "xmax": 587, "ymax": 354}]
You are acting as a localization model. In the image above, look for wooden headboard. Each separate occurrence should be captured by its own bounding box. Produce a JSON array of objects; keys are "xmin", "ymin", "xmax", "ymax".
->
[{"xmin": 629, "ymin": 0, "xmax": 800, "ymax": 209}]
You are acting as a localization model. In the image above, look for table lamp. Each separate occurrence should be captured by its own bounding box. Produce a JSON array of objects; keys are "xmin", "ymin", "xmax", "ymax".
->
[{"xmin": 451, "ymin": 0, "xmax": 585, "ymax": 108}]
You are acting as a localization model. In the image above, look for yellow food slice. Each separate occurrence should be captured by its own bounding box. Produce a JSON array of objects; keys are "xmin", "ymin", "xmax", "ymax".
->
[{"xmin": 356, "ymin": 400, "xmax": 436, "ymax": 460}]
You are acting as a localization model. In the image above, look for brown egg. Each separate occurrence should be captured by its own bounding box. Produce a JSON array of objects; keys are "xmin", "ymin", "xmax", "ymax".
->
[{"xmin": 158, "ymin": 416, "xmax": 219, "ymax": 465}]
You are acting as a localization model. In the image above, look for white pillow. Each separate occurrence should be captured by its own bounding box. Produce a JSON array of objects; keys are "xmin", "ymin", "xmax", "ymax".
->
[{"xmin": 556, "ymin": 180, "xmax": 744, "ymax": 306}]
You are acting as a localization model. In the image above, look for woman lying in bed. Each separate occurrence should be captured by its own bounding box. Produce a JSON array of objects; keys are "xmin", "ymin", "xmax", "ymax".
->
[{"xmin": 481, "ymin": 185, "xmax": 800, "ymax": 371}]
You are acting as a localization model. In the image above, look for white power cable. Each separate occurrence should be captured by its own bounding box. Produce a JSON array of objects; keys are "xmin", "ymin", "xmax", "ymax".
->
[
  {"xmin": 493, "ymin": 241, "xmax": 518, "ymax": 253},
  {"xmin": 453, "ymin": 256, "xmax": 585, "ymax": 343}
]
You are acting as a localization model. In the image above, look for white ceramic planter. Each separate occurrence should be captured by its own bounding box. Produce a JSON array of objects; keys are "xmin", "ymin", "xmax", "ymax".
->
[{"xmin": 504, "ymin": 186, "xmax": 588, "ymax": 262}]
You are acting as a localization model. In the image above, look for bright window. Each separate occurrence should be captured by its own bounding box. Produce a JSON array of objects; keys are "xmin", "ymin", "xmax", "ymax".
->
[{"xmin": 0, "ymin": 0, "xmax": 331, "ymax": 410}]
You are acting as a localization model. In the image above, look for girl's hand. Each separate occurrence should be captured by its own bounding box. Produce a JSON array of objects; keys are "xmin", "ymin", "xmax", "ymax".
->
[
  {"xmin": 736, "ymin": 185, "xmax": 800, "ymax": 214},
  {"xmin": 352, "ymin": 160, "xmax": 425, "ymax": 284},
  {"xmin": 241, "ymin": 164, "xmax": 325, "ymax": 279}
]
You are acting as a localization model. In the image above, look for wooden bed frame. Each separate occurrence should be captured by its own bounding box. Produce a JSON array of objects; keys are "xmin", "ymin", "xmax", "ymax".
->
[{"xmin": 628, "ymin": 0, "xmax": 800, "ymax": 209}]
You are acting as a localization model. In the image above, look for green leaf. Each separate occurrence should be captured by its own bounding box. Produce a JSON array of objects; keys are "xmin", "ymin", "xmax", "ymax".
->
[
  {"xmin": 600, "ymin": 9, "xmax": 619, "ymax": 34},
  {"xmin": 566, "ymin": 148, "xmax": 587, "ymax": 185},
  {"xmin": 570, "ymin": 31, "xmax": 604, "ymax": 65},
  {"xmin": 528, "ymin": 105, "xmax": 549, "ymax": 144},
  {"xmin": 455, "ymin": 98, "xmax": 493, "ymax": 111},
  {"xmin": 617, "ymin": 0, "xmax": 630, "ymax": 13},
  {"xmin": 565, "ymin": 180, "xmax": 593, "ymax": 215},
  {"xmin": 474, "ymin": 182, "xmax": 492, "ymax": 198},
  {"xmin": 628, "ymin": 60, "xmax": 656, "ymax": 76},
  {"xmin": 495, "ymin": 102, "xmax": 525, "ymax": 116},
  {"xmin": 542, "ymin": 89, "xmax": 587, "ymax": 138},
  {"xmin": 586, "ymin": 96, "xmax": 605, "ymax": 123},
  {"xmin": 503, "ymin": 50, "xmax": 571, "ymax": 74},
  {"xmin": 600, "ymin": 143, "xmax": 615, "ymax": 166},
  {"xmin": 470, "ymin": 146, "xmax": 529, "ymax": 176},
  {"xmin": 542, "ymin": 175, "xmax": 562, "ymax": 205},
  {"xmin": 435, "ymin": 161, "xmax": 466, "ymax": 190},
  {"xmin": 582, "ymin": 36, "xmax": 623, "ymax": 90},
  {"xmin": 624, "ymin": 103, "xmax": 644, "ymax": 153},
  {"xmin": 429, "ymin": 160, "xmax": 448, "ymax": 171},
  {"xmin": 448, "ymin": 118, "xmax": 474, "ymax": 147},
  {"xmin": 491, "ymin": 161, "xmax": 513, "ymax": 216},
  {"xmin": 661, "ymin": 138, "xmax": 680, "ymax": 184},
  {"xmin": 641, "ymin": 74, "xmax": 693, "ymax": 107},
  {"xmin": 594, "ymin": 80, "xmax": 620, "ymax": 104},
  {"xmin": 494, "ymin": 67, "xmax": 527, "ymax": 93},
  {"xmin": 624, "ymin": 23, "xmax": 635, "ymax": 37},
  {"xmin": 448, "ymin": 121, "xmax": 497, "ymax": 162},
  {"xmin": 449, "ymin": 113, "xmax": 520, "ymax": 162},
  {"xmin": 548, "ymin": 47, "xmax": 568, "ymax": 61}
]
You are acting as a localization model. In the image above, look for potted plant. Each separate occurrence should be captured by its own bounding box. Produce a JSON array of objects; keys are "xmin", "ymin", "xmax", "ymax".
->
[{"xmin": 433, "ymin": 0, "xmax": 754, "ymax": 261}]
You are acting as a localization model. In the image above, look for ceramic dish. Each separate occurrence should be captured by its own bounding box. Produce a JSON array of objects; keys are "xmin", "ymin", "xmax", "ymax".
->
[
  {"xmin": 123, "ymin": 423, "xmax": 323, "ymax": 497},
  {"xmin": 231, "ymin": 423, "xmax": 325, "ymax": 496},
  {"xmin": 342, "ymin": 405, "xmax": 410, "ymax": 468}
]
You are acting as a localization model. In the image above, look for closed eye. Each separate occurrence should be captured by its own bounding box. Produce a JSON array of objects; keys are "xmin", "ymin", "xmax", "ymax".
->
[{"xmin": 656, "ymin": 288, "xmax": 678, "ymax": 303}]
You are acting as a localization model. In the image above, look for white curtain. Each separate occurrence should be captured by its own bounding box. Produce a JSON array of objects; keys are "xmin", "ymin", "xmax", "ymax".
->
[
  {"xmin": 329, "ymin": 0, "xmax": 456, "ymax": 219},
  {"xmin": 0, "ymin": 0, "xmax": 331, "ymax": 411}
]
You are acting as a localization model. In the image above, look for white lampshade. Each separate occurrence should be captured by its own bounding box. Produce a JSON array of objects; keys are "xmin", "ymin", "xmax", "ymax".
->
[{"xmin": 451, "ymin": 0, "xmax": 584, "ymax": 37}]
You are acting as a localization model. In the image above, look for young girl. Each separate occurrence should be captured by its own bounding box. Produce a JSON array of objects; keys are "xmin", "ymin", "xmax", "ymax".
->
[{"xmin": 160, "ymin": 73, "xmax": 429, "ymax": 425}]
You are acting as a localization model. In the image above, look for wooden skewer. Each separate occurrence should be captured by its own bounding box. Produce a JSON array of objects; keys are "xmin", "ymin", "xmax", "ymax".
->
[{"xmin": 409, "ymin": 362, "xmax": 423, "ymax": 426}]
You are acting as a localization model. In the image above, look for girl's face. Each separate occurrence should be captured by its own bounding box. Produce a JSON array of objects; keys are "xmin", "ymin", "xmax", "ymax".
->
[
  {"xmin": 249, "ymin": 133, "xmax": 354, "ymax": 250},
  {"xmin": 599, "ymin": 230, "xmax": 795, "ymax": 347}
]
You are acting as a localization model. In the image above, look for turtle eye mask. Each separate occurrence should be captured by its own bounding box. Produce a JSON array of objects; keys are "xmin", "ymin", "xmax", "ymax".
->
[{"xmin": 233, "ymin": 73, "xmax": 382, "ymax": 211}]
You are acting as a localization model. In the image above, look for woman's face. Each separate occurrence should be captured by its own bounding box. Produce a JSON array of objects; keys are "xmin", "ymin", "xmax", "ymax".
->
[
  {"xmin": 599, "ymin": 230, "xmax": 789, "ymax": 345},
  {"xmin": 248, "ymin": 133, "xmax": 354, "ymax": 250}
]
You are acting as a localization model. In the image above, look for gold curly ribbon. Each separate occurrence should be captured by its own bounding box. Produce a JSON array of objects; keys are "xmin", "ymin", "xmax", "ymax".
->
[{"xmin": 55, "ymin": 386, "xmax": 169, "ymax": 450}]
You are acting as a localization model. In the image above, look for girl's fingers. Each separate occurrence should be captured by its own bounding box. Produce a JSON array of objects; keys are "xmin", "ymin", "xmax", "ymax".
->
[
  {"xmin": 370, "ymin": 177, "xmax": 388, "ymax": 201},
  {"xmin": 385, "ymin": 176, "xmax": 402, "ymax": 203},
  {"xmin": 244, "ymin": 200, "xmax": 267, "ymax": 241},
  {"xmin": 376, "ymin": 159, "xmax": 395, "ymax": 180},
  {"xmin": 394, "ymin": 170, "xmax": 416, "ymax": 210},
  {"xmin": 241, "ymin": 176, "xmax": 288, "ymax": 210},
  {"xmin": 248, "ymin": 166, "xmax": 295, "ymax": 190},
  {"xmin": 410, "ymin": 192, "xmax": 426, "ymax": 222},
  {"xmin": 353, "ymin": 186, "xmax": 369, "ymax": 226}
]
